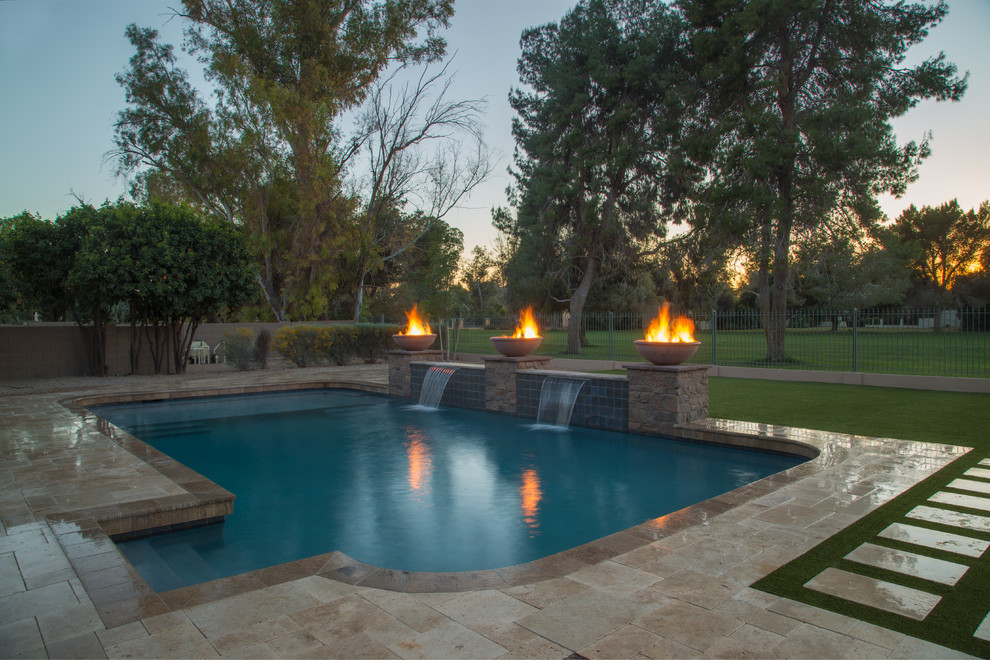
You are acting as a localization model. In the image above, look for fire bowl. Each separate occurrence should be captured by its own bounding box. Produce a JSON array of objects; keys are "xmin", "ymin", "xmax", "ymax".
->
[
  {"xmin": 392, "ymin": 334, "xmax": 437, "ymax": 351},
  {"xmin": 490, "ymin": 336, "xmax": 542, "ymax": 357},
  {"xmin": 633, "ymin": 340, "xmax": 700, "ymax": 365}
]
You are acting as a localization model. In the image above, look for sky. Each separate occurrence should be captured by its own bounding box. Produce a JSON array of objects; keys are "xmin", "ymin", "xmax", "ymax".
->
[{"xmin": 1, "ymin": 0, "xmax": 988, "ymax": 256}]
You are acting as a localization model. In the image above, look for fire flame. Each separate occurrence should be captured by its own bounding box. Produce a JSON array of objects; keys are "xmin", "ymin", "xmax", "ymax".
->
[
  {"xmin": 645, "ymin": 302, "xmax": 696, "ymax": 343},
  {"xmin": 400, "ymin": 303, "xmax": 432, "ymax": 336},
  {"xmin": 512, "ymin": 307, "xmax": 540, "ymax": 338}
]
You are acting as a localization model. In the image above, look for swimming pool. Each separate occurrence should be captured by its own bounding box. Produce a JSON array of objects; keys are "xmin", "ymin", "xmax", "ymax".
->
[{"xmin": 94, "ymin": 389, "xmax": 803, "ymax": 592}]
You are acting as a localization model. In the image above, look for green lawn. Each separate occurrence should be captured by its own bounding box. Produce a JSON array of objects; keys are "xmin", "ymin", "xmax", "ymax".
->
[
  {"xmin": 449, "ymin": 326, "xmax": 990, "ymax": 378},
  {"xmin": 708, "ymin": 377, "xmax": 990, "ymax": 450}
]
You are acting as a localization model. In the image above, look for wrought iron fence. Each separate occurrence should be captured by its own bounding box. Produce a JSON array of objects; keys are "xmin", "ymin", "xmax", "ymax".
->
[{"xmin": 431, "ymin": 307, "xmax": 990, "ymax": 378}]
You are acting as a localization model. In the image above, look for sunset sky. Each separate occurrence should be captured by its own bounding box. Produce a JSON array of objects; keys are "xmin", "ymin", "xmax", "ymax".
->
[{"xmin": 1, "ymin": 0, "xmax": 986, "ymax": 254}]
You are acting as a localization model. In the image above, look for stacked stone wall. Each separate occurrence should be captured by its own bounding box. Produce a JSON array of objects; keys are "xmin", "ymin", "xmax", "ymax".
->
[{"xmin": 626, "ymin": 364, "xmax": 708, "ymax": 434}]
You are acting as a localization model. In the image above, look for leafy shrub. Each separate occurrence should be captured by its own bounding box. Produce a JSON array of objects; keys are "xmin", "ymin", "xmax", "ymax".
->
[
  {"xmin": 253, "ymin": 329, "xmax": 271, "ymax": 369},
  {"xmin": 352, "ymin": 323, "xmax": 401, "ymax": 363},
  {"xmin": 272, "ymin": 325, "xmax": 331, "ymax": 367},
  {"xmin": 223, "ymin": 327, "xmax": 256, "ymax": 370},
  {"xmin": 271, "ymin": 323, "xmax": 401, "ymax": 368},
  {"xmin": 325, "ymin": 325, "xmax": 357, "ymax": 365}
]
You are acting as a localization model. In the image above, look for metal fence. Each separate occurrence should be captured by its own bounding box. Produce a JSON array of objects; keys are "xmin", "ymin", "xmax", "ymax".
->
[{"xmin": 432, "ymin": 307, "xmax": 990, "ymax": 378}]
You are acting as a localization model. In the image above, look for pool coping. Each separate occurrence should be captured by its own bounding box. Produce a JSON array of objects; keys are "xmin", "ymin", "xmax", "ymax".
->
[{"xmin": 35, "ymin": 377, "xmax": 955, "ymax": 631}]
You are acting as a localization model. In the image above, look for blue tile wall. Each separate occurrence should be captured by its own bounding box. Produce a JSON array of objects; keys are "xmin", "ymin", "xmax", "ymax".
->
[
  {"xmin": 517, "ymin": 372, "xmax": 628, "ymax": 432},
  {"xmin": 410, "ymin": 364, "xmax": 486, "ymax": 411},
  {"xmin": 409, "ymin": 363, "xmax": 629, "ymax": 431}
]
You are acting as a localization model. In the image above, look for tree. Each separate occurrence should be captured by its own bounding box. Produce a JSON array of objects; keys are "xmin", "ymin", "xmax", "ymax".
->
[
  {"xmin": 111, "ymin": 0, "xmax": 454, "ymax": 319},
  {"xmin": 460, "ymin": 245, "xmax": 502, "ymax": 317},
  {"xmin": 506, "ymin": 0, "xmax": 692, "ymax": 352},
  {"xmin": 681, "ymin": 0, "xmax": 967, "ymax": 361},
  {"xmin": 652, "ymin": 230, "xmax": 736, "ymax": 311},
  {"xmin": 893, "ymin": 200, "xmax": 990, "ymax": 299},
  {"xmin": 363, "ymin": 216, "xmax": 464, "ymax": 319},
  {"xmin": 347, "ymin": 61, "xmax": 492, "ymax": 320},
  {"xmin": 791, "ymin": 225, "xmax": 911, "ymax": 320},
  {"xmin": 3, "ymin": 202, "xmax": 255, "ymax": 376},
  {"xmin": 97, "ymin": 202, "xmax": 256, "ymax": 374},
  {"xmin": 0, "ymin": 212, "xmax": 71, "ymax": 323}
]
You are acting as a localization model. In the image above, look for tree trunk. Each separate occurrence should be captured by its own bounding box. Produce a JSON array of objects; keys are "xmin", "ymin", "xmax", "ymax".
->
[
  {"xmin": 766, "ymin": 191, "xmax": 794, "ymax": 363},
  {"xmin": 170, "ymin": 319, "xmax": 196, "ymax": 374},
  {"xmin": 257, "ymin": 272, "xmax": 287, "ymax": 322},
  {"xmin": 352, "ymin": 266, "xmax": 368, "ymax": 322},
  {"xmin": 757, "ymin": 219, "xmax": 773, "ymax": 360},
  {"xmin": 129, "ymin": 318, "xmax": 141, "ymax": 374},
  {"xmin": 566, "ymin": 256, "xmax": 598, "ymax": 354}
]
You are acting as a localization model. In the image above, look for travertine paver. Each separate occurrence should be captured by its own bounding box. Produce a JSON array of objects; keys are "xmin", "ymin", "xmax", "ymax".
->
[
  {"xmin": 633, "ymin": 599, "xmax": 745, "ymax": 652},
  {"xmin": 906, "ymin": 505, "xmax": 990, "ymax": 532},
  {"xmin": 386, "ymin": 619, "xmax": 508, "ymax": 659},
  {"xmin": 0, "ymin": 364, "xmax": 978, "ymax": 659},
  {"xmin": 877, "ymin": 522, "xmax": 989, "ymax": 557},
  {"xmin": 845, "ymin": 542, "xmax": 969, "ymax": 585},
  {"xmin": 929, "ymin": 491, "xmax": 990, "ymax": 512},
  {"xmin": 566, "ymin": 559, "xmax": 661, "ymax": 597},
  {"xmin": 805, "ymin": 567, "xmax": 941, "ymax": 620},
  {"xmin": 974, "ymin": 612, "xmax": 990, "ymax": 642},
  {"xmin": 963, "ymin": 467, "xmax": 990, "ymax": 480},
  {"xmin": 516, "ymin": 588, "xmax": 651, "ymax": 650},
  {"xmin": 947, "ymin": 478, "xmax": 990, "ymax": 495}
]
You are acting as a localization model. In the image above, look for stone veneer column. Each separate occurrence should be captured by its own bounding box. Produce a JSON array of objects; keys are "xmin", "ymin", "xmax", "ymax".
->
[
  {"xmin": 388, "ymin": 349, "xmax": 442, "ymax": 398},
  {"xmin": 481, "ymin": 355, "xmax": 552, "ymax": 413},
  {"xmin": 625, "ymin": 363, "xmax": 709, "ymax": 434}
]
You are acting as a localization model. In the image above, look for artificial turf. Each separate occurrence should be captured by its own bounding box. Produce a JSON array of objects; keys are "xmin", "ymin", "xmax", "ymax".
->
[{"xmin": 707, "ymin": 376, "xmax": 990, "ymax": 451}]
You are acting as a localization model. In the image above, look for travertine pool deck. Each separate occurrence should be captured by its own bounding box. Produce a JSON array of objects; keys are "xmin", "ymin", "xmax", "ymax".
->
[{"xmin": 0, "ymin": 364, "xmax": 978, "ymax": 658}]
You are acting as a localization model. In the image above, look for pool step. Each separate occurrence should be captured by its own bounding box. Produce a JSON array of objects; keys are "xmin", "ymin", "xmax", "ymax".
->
[
  {"xmin": 117, "ymin": 532, "xmax": 226, "ymax": 593},
  {"xmin": 127, "ymin": 420, "xmax": 212, "ymax": 440},
  {"xmin": 116, "ymin": 539, "xmax": 188, "ymax": 593},
  {"xmin": 319, "ymin": 402, "xmax": 383, "ymax": 415}
]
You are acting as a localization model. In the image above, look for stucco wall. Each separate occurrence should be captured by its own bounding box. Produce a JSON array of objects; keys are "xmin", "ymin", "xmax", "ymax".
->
[{"xmin": 0, "ymin": 321, "xmax": 354, "ymax": 379}]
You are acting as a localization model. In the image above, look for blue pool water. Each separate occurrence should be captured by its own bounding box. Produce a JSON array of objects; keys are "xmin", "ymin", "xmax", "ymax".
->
[{"xmin": 94, "ymin": 390, "xmax": 802, "ymax": 592}]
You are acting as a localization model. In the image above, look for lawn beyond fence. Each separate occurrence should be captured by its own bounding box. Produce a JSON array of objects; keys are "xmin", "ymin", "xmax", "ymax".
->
[{"xmin": 434, "ymin": 308, "xmax": 990, "ymax": 378}]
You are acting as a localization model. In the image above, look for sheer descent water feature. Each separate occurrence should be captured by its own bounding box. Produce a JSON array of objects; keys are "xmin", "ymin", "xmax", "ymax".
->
[
  {"xmin": 419, "ymin": 366, "xmax": 457, "ymax": 408},
  {"xmin": 388, "ymin": 350, "xmax": 710, "ymax": 436},
  {"xmin": 536, "ymin": 376, "xmax": 587, "ymax": 428}
]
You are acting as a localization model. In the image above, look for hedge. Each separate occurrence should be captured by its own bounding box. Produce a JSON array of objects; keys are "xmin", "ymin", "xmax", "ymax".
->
[{"xmin": 272, "ymin": 323, "xmax": 400, "ymax": 367}]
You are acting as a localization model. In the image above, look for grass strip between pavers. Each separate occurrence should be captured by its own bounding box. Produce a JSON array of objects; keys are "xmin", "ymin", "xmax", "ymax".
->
[{"xmin": 753, "ymin": 449, "xmax": 990, "ymax": 658}]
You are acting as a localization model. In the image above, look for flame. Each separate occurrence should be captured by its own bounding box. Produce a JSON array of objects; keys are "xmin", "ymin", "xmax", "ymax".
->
[
  {"xmin": 511, "ymin": 307, "xmax": 540, "ymax": 338},
  {"xmin": 644, "ymin": 302, "xmax": 696, "ymax": 343},
  {"xmin": 404, "ymin": 427, "xmax": 432, "ymax": 494},
  {"xmin": 400, "ymin": 303, "xmax": 432, "ymax": 336},
  {"xmin": 520, "ymin": 468, "xmax": 542, "ymax": 530}
]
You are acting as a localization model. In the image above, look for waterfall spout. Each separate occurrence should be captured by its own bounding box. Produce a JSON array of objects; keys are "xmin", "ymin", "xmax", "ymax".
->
[
  {"xmin": 419, "ymin": 366, "xmax": 456, "ymax": 408},
  {"xmin": 536, "ymin": 376, "xmax": 586, "ymax": 428}
]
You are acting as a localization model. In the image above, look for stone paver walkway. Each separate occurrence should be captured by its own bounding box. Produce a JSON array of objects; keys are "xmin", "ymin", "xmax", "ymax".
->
[
  {"xmin": 0, "ymin": 364, "xmax": 978, "ymax": 658},
  {"xmin": 799, "ymin": 456, "xmax": 990, "ymax": 652}
]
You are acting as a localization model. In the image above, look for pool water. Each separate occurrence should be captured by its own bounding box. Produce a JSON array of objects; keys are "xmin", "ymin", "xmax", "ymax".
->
[{"xmin": 94, "ymin": 390, "xmax": 802, "ymax": 592}]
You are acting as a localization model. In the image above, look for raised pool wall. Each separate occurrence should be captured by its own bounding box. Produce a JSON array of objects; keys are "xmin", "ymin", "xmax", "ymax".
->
[{"xmin": 389, "ymin": 350, "xmax": 708, "ymax": 436}]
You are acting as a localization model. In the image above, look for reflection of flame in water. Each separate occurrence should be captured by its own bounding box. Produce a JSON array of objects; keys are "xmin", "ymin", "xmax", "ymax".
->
[
  {"xmin": 404, "ymin": 428, "xmax": 432, "ymax": 495},
  {"xmin": 520, "ymin": 468, "xmax": 542, "ymax": 530}
]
